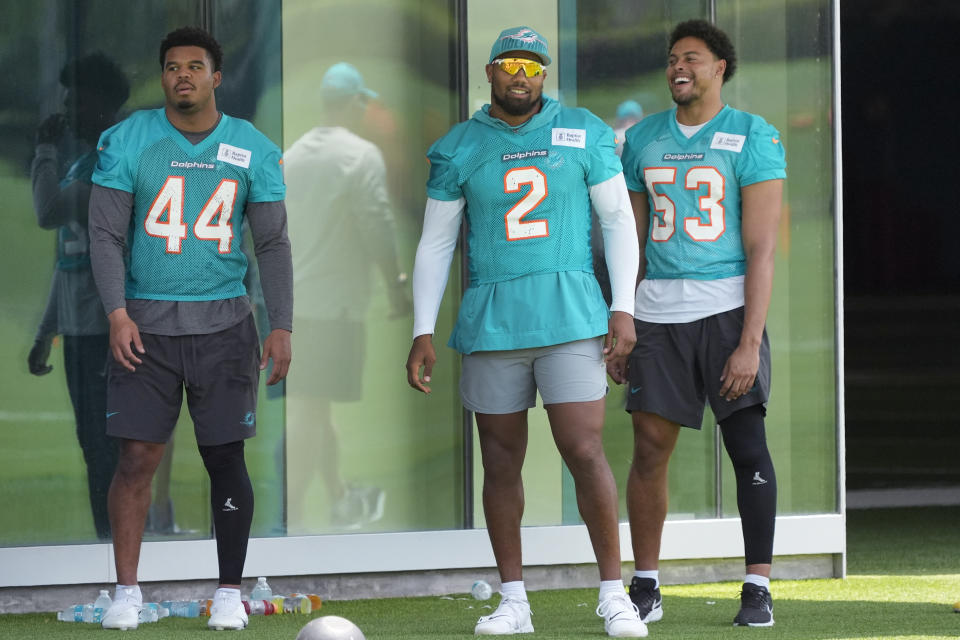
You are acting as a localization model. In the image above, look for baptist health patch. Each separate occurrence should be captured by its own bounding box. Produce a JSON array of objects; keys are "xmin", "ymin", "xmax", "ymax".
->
[
  {"xmin": 552, "ymin": 128, "xmax": 586, "ymax": 149},
  {"xmin": 217, "ymin": 143, "xmax": 252, "ymax": 168},
  {"xmin": 710, "ymin": 132, "xmax": 746, "ymax": 153}
]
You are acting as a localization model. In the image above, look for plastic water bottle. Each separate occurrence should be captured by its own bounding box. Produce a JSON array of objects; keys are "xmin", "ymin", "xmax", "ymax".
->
[
  {"xmin": 162, "ymin": 600, "xmax": 201, "ymax": 618},
  {"xmin": 471, "ymin": 580, "xmax": 493, "ymax": 600},
  {"xmin": 80, "ymin": 603, "xmax": 98, "ymax": 623},
  {"xmin": 250, "ymin": 576, "xmax": 272, "ymax": 601},
  {"xmin": 57, "ymin": 604, "xmax": 86, "ymax": 622},
  {"xmin": 138, "ymin": 602, "xmax": 164, "ymax": 623},
  {"xmin": 92, "ymin": 590, "xmax": 112, "ymax": 622}
]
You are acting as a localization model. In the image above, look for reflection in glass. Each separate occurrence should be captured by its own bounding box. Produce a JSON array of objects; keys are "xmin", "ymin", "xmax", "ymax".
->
[
  {"xmin": 282, "ymin": 0, "xmax": 462, "ymax": 536},
  {"xmin": 286, "ymin": 62, "xmax": 411, "ymax": 532},
  {"xmin": 0, "ymin": 0, "xmax": 204, "ymax": 548},
  {"xmin": 28, "ymin": 53, "xmax": 129, "ymax": 540}
]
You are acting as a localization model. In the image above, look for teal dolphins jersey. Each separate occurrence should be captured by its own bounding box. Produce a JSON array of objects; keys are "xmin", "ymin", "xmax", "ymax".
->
[
  {"xmin": 92, "ymin": 109, "xmax": 285, "ymax": 301},
  {"xmin": 56, "ymin": 149, "xmax": 98, "ymax": 271},
  {"xmin": 621, "ymin": 105, "xmax": 785, "ymax": 280},
  {"xmin": 427, "ymin": 95, "xmax": 621, "ymax": 353}
]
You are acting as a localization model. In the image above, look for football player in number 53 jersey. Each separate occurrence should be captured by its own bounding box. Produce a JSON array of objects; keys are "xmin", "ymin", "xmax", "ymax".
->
[
  {"xmin": 616, "ymin": 19, "xmax": 786, "ymax": 628},
  {"xmin": 405, "ymin": 26, "xmax": 647, "ymax": 639}
]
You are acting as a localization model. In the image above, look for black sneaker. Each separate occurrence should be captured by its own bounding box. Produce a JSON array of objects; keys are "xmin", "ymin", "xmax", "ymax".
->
[
  {"xmin": 628, "ymin": 577, "xmax": 663, "ymax": 623},
  {"xmin": 733, "ymin": 583, "xmax": 774, "ymax": 627}
]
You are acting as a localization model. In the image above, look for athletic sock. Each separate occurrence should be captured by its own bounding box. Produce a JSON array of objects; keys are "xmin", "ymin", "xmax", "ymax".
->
[
  {"xmin": 744, "ymin": 574, "xmax": 770, "ymax": 590},
  {"xmin": 214, "ymin": 587, "xmax": 242, "ymax": 605},
  {"xmin": 500, "ymin": 581, "xmax": 527, "ymax": 601},
  {"xmin": 114, "ymin": 584, "xmax": 142, "ymax": 604},
  {"xmin": 599, "ymin": 579, "xmax": 626, "ymax": 600},
  {"xmin": 633, "ymin": 570, "xmax": 660, "ymax": 588}
]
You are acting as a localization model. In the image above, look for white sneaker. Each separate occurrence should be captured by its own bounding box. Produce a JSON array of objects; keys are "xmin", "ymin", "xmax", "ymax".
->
[
  {"xmin": 208, "ymin": 590, "xmax": 248, "ymax": 631},
  {"xmin": 102, "ymin": 588, "xmax": 141, "ymax": 631},
  {"xmin": 474, "ymin": 595, "xmax": 533, "ymax": 635},
  {"xmin": 597, "ymin": 591, "xmax": 648, "ymax": 638}
]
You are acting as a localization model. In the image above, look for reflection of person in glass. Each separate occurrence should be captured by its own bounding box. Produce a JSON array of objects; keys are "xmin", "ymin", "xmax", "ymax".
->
[
  {"xmin": 88, "ymin": 27, "xmax": 292, "ymax": 631},
  {"xmin": 612, "ymin": 99, "xmax": 644, "ymax": 158},
  {"xmin": 284, "ymin": 62, "xmax": 409, "ymax": 532},
  {"xmin": 614, "ymin": 19, "xmax": 785, "ymax": 628},
  {"xmin": 405, "ymin": 27, "xmax": 646, "ymax": 638},
  {"xmin": 28, "ymin": 52, "xmax": 129, "ymax": 541}
]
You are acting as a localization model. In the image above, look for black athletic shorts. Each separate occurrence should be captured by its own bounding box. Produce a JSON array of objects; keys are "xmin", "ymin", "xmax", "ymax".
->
[
  {"xmin": 625, "ymin": 306, "xmax": 770, "ymax": 429},
  {"xmin": 105, "ymin": 314, "xmax": 260, "ymax": 446}
]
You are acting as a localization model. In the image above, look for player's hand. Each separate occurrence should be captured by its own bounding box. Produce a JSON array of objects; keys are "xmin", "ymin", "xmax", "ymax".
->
[
  {"xmin": 719, "ymin": 343, "xmax": 760, "ymax": 401},
  {"xmin": 603, "ymin": 311, "xmax": 636, "ymax": 363},
  {"xmin": 27, "ymin": 336, "xmax": 54, "ymax": 376},
  {"xmin": 36, "ymin": 113, "xmax": 68, "ymax": 145},
  {"xmin": 108, "ymin": 308, "xmax": 144, "ymax": 372},
  {"xmin": 261, "ymin": 328, "xmax": 292, "ymax": 386},
  {"xmin": 406, "ymin": 334, "xmax": 436, "ymax": 394},
  {"xmin": 606, "ymin": 354, "xmax": 629, "ymax": 385}
]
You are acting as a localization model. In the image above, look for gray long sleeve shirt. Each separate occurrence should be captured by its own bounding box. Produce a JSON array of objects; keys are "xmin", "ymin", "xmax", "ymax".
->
[{"xmin": 88, "ymin": 125, "xmax": 293, "ymax": 336}]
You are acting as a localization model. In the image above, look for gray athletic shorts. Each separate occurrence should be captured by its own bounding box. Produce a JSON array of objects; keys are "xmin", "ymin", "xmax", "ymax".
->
[
  {"xmin": 625, "ymin": 307, "xmax": 770, "ymax": 429},
  {"xmin": 460, "ymin": 338, "xmax": 607, "ymax": 414},
  {"xmin": 105, "ymin": 314, "xmax": 261, "ymax": 446}
]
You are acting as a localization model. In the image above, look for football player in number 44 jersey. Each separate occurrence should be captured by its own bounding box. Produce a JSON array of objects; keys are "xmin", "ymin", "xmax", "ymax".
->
[{"xmin": 89, "ymin": 27, "xmax": 292, "ymax": 632}]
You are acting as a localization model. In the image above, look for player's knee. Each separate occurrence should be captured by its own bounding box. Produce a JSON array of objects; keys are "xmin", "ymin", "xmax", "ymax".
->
[
  {"xmin": 719, "ymin": 405, "xmax": 771, "ymax": 470},
  {"xmin": 198, "ymin": 440, "xmax": 246, "ymax": 473},
  {"xmin": 630, "ymin": 421, "xmax": 676, "ymax": 470},
  {"xmin": 557, "ymin": 437, "xmax": 604, "ymax": 472},
  {"xmin": 480, "ymin": 453, "xmax": 523, "ymax": 482},
  {"xmin": 115, "ymin": 440, "xmax": 165, "ymax": 480}
]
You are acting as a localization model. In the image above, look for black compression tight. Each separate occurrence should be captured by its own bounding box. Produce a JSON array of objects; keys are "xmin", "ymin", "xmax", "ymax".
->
[
  {"xmin": 198, "ymin": 440, "xmax": 254, "ymax": 585},
  {"xmin": 718, "ymin": 405, "xmax": 777, "ymax": 566}
]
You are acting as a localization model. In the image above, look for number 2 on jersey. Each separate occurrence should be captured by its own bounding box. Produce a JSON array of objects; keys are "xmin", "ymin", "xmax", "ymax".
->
[
  {"xmin": 145, "ymin": 177, "xmax": 238, "ymax": 253},
  {"xmin": 645, "ymin": 166, "xmax": 725, "ymax": 242},
  {"xmin": 504, "ymin": 167, "xmax": 548, "ymax": 240}
]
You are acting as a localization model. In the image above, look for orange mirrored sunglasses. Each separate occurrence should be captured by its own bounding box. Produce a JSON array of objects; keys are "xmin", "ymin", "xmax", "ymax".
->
[{"xmin": 492, "ymin": 58, "xmax": 545, "ymax": 77}]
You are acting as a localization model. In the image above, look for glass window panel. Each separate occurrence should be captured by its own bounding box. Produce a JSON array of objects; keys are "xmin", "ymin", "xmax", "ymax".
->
[
  {"xmin": 568, "ymin": 0, "xmax": 838, "ymax": 522},
  {"xmin": 282, "ymin": 0, "xmax": 462, "ymax": 535},
  {"xmin": 572, "ymin": 2, "xmax": 721, "ymax": 521},
  {"xmin": 0, "ymin": 1, "xmax": 204, "ymax": 546},
  {"xmin": 0, "ymin": 0, "xmax": 838, "ymax": 555},
  {"xmin": 716, "ymin": 0, "xmax": 837, "ymax": 516}
]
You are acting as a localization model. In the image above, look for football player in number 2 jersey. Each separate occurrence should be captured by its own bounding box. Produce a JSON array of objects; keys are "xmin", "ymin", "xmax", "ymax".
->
[
  {"xmin": 406, "ymin": 26, "xmax": 647, "ymax": 638},
  {"xmin": 89, "ymin": 27, "xmax": 292, "ymax": 632},
  {"xmin": 616, "ymin": 19, "xmax": 786, "ymax": 628}
]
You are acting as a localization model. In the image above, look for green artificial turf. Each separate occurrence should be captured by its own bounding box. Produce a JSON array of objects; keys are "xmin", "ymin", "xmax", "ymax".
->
[{"xmin": 3, "ymin": 507, "xmax": 960, "ymax": 639}]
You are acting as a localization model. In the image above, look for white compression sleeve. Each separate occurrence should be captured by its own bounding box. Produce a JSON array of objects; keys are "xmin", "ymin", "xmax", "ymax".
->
[
  {"xmin": 412, "ymin": 197, "xmax": 465, "ymax": 339},
  {"xmin": 589, "ymin": 173, "xmax": 640, "ymax": 315}
]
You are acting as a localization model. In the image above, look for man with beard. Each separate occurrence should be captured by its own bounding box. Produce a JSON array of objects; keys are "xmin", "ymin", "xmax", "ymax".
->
[
  {"xmin": 405, "ymin": 26, "xmax": 646, "ymax": 638},
  {"xmin": 615, "ymin": 19, "xmax": 786, "ymax": 628}
]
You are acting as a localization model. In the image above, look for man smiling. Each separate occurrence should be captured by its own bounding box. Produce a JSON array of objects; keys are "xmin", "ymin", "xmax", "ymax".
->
[
  {"xmin": 406, "ymin": 26, "xmax": 646, "ymax": 638},
  {"xmin": 616, "ymin": 19, "xmax": 786, "ymax": 628}
]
